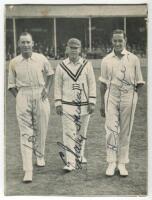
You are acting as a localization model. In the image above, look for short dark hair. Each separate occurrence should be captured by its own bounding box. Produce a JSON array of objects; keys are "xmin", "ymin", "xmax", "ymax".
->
[
  {"xmin": 112, "ymin": 29, "xmax": 127, "ymax": 39},
  {"xmin": 19, "ymin": 32, "xmax": 33, "ymax": 40}
]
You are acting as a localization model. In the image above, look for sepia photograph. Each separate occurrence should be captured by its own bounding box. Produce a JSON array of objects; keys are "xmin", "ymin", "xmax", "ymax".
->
[{"xmin": 4, "ymin": 3, "xmax": 148, "ymax": 196}]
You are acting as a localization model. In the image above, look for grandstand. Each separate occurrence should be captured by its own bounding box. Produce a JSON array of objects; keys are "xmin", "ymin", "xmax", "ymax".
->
[{"xmin": 5, "ymin": 4, "xmax": 147, "ymax": 60}]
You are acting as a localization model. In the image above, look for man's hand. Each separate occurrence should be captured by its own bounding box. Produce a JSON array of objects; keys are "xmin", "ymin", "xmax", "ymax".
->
[
  {"xmin": 41, "ymin": 88, "xmax": 48, "ymax": 101},
  {"xmin": 88, "ymin": 103, "xmax": 95, "ymax": 114},
  {"xmin": 9, "ymin": 88, "xmax": 18, "ymax": 98},
  {"xmin": 56, "ymin": 105, "xmax": 63, "ymax": 115},
  {"xmin": 100, "ymin": 104, "xmax": 105, "ymax": 117},
  {"xmin": 135, "ymin": 83, "xmax": 144, "ymax": 95}
]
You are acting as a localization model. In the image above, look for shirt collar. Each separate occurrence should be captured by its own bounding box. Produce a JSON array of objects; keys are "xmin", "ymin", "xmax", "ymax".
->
[
  {"xmin": 112, "ymin": 49, "xmax": 129, "ymax": 57},
  {"xmin": 65, "ymin": 57, "xmax": 83, "ymax": 65},
  {"xmin": 21, "ymin": 52, "xmax": 36, "ymax": 61}
]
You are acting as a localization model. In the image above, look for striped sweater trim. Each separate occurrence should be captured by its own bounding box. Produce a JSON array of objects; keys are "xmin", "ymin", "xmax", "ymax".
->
[
  {"xmin": 55, "ymin": 99, "xmax": 62, "ymax": 101},
  {"xmin": 62, "ymin": 100, "xmax": 88, "ymax": 106},
  {"xmin": 89, "ymin": 96, "xmax": 96, "ymax": 98},
  {"xmin": 60, "ymin": 59, "xmax": 88, "ymax": 82}
]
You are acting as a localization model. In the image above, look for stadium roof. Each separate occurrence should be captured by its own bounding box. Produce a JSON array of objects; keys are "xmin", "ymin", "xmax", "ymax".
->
[{"xmin": 6, "ymin": 4, "xmax": 147, "ymax": 18}]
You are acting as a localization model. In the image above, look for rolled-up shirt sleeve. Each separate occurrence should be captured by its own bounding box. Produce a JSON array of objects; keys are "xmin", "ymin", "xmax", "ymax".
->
[
  {"xmin": 98, "ymin": 58, "xmax": 108, "ymax": 84},
  {"xmin": 87, "ymin": 62, "xmax": 96, "ymax": 104},
  {"xmin": 43, "ymin": 56, "xmax": 54, "ymax": 76},
  {"xmin": 135, "ymin": 57, "xmax": 145, "ymax": 85},
  {"xmin": 8, "ymin": 60, "xmax": 16, "ymax": 90},
  {"xmin": 54, "ymin": 65, "xmax": 63, "ymax": 107}
]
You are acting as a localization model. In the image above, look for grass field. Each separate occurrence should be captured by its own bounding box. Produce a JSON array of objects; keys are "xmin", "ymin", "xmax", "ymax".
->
[{"xmin": 5, "ymin": 59, "xmax": 147, "ymax": 196}]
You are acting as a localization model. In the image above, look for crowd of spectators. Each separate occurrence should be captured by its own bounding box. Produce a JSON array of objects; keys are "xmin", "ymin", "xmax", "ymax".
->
[{"xmin": 6, "ymin": 41, "xmax": 146, "ymax": 61}]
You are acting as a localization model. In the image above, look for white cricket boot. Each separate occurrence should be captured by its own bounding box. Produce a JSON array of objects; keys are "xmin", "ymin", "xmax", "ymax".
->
[
  {"xmin": 118, "ymin": 163, "xmax": 128, "ymax": 176},
  {"xmin": 36, "ymin": 157, "xmax": 45, "ymax": 167},
  {"xmin": 23, "ymin": 171, "xmax": 33, "ymax": 183},
  {"xmin": 79, "ymin": 156, "xmax": 87, "ymax": 164},
  {"xmin": 106, "ymin": 162, "xmax": 116, "ymax": 176},
  {"xmin": 63, "ymin": 163, "xmax": 75, "ymax": 171}
]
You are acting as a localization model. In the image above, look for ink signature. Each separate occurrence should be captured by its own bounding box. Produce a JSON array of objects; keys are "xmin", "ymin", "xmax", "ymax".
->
[
  {"xmin": 57, "ymin": 134, "xmax": 87, "ymax": 169},
  {"xmin": 22, "ymin": 134, "xmax": 43, "ymax": 158},
  {"xmin": 106, "ymin": 65, "xmax": 136, "ymax": 150},
  {"xmin": 72, "ymin": 84, "xmax": 82, "ymax": 131},
  {"xmin": 20, "ymin": 111, "xmax": 44, "ymax": 158},
  {"xmin": 57, "ymin": 83, "xmax": 89, "ymax": 169},
  {"xmin": 106, "ymin": 122, "xmax": 119, "ymax": 152}
]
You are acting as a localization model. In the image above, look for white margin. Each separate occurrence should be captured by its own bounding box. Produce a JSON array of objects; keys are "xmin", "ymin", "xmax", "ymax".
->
[{"xmin": 0, "ymin": 0, "xmax": 151, "ymax": 200}]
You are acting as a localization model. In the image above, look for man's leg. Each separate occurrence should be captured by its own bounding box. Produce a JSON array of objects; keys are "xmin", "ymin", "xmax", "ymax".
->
[
  {"xmin": 105, "ymin": 95, "xmax": 120, "ymax": 163},
  {"xmin": 104, "ymin": 92, "xmax": 120, "ymax": 176},
  {"xmin": 16, "ymin": 90, "xmax": 33, "ymax": 181},
  {"xmin": 78, "ymin": 114, "xmax": 90, "ymax": 163},
  {"xmin": 34, "ymin": 95, "xmax": 50, "ymax": 166},
  {"xmin": 118, "ymin": 91, "xmax": 138, "ymax": 164},
  {"xmin": 62, "ymin": 114, "xmax": 77, "ymax": 169}
]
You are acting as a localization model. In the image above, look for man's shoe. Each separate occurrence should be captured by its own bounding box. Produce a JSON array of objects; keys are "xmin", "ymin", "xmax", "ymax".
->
[
  {"xmin": 36, "ymin": 157, "xmax": 45, "ymax": 167},
  {"xmin": 79, "ymin": 156, "xmax": 87, "ymax": 164},
  {"xmin": 63, "ymin": 164, "xmax": 75, "ymax": 171},
  {"xmin": 106, "ymin": 162, "xmax": 116, "ymax": 176},
  {"xmin": 118, "ymin": 163, "xmax": 128, "ymax": 176},
  {"xmin": 23, "ymin": 171, "xmax": 32, "ymax": 183}
]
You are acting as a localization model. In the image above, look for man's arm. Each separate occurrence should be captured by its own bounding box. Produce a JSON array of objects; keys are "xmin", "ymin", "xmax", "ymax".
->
[
  {"xmin": 41, "ymin": 55, "xmax": 54, "ymax": 101},
  {"xmin": 54, "ymin": 65, "xmax": 63, "ymax": 115},
  {"xmin": 87, "ymin": 62, "xmax": 96, "ymax": 114},
  {"xmin": 100, "ymin": 82, "xmax": 107, "ymax": 117},
  {"xmin": 135, "ymin": 56, "xmax": 145, "ymax": 95},
  {"xmin": 41, "ymin": 75, "xmax": 54, "ymax": 101},
  {"xmin": 99, "ymin": 57, "xmax": 108, "ymax": 117},
  {"xmin": 8, "ymin": 59, "xmax": 17, "ymax": 95}
]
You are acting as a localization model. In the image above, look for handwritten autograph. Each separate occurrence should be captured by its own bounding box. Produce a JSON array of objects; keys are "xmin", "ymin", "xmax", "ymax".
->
[
  {"xmin": 57, "ymin": 83, "xmax": 88, "ymax": 169},
  {"xmin": 21, "ymin": 114, "xmax": 43, "ymax": 158},
  {"xmin": 22, "ymin": 134, "xmax": 43, "ymax": 158},
  {"xmin": 106, "ymin": 64, "xmax": 136, "ymax": 151},
  {"xmin": 57, "ymin": 134, "xmax": 87, "ymax": 169}
]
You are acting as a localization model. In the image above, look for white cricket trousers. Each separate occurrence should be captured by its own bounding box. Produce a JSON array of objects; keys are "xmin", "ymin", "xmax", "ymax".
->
[
  {"xmin": 62, "ymin": 114, "xmax": 90, "ymax": 167},
  {"xmin": 105, "ymin": 87, "xmax": 138, "ymax": 164},
  {"xmin": 16, "ymin": 87, "xmax": 50, "ymax": 171}
]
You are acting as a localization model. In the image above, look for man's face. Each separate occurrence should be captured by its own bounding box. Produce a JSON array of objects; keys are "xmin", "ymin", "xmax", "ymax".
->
[
  {"xmin": 112, "ymin": 33, "xmax": 126, "ymax": 53},
  {"xmin": 18, "ymin": 34, "xmax": 34, "ymax": 55},
  {"xmin": 67, "ymin": 45, "xmax": 81, "ymax": 60}
]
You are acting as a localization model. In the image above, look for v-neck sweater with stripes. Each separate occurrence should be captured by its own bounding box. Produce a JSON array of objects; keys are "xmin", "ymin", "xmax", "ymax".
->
[{"xmin": 54, "ymin": 57, "xmax": 96, "ymax": 115}]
